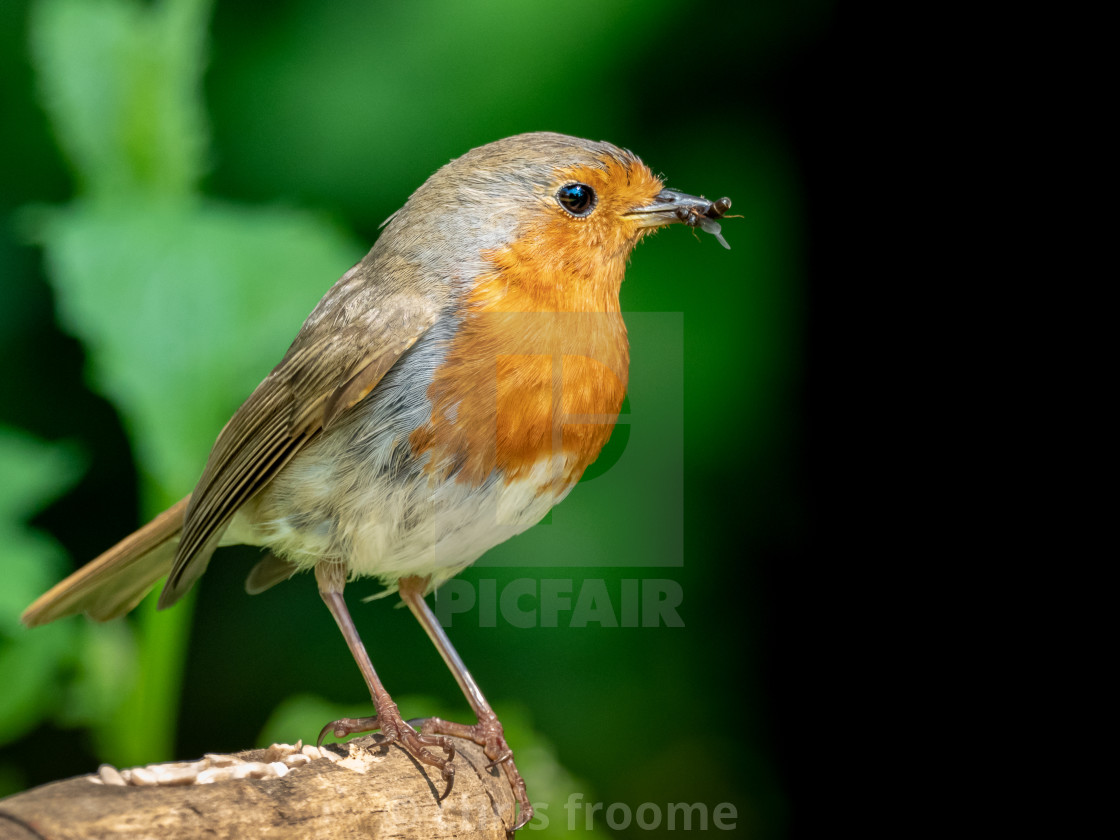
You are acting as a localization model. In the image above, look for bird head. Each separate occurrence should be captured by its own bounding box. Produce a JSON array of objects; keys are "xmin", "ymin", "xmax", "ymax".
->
[{"xmin": 380, "ymin": 132, "xmax": 728, "ymax": 313}]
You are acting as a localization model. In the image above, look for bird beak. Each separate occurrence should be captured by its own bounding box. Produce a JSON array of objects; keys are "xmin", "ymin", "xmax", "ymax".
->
[{"xmin": 625, "ymin": 189, "xmax": 732, "ymax": 249}]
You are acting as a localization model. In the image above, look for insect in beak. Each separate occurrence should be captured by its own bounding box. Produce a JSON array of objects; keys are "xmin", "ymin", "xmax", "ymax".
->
[{"xmin": 626, "ymin": 189, "xmax": 733, "ymax": 249}]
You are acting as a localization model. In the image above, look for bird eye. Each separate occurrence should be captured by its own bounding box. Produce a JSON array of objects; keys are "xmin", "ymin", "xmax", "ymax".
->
[{"xmin": 556, "ymin": 183, "xmax": 596, "ymax": 217}]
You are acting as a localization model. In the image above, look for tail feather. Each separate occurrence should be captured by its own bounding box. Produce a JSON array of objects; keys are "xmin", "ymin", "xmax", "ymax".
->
[{"xmin": 21, "ymin": 496, "xmax": 190, "ymax": 627}]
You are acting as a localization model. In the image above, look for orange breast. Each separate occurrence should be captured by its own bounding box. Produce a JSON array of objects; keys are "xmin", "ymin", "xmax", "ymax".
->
[{"xmin": 410, "ymin": 222, "xmax": 631, "ymax": 490}]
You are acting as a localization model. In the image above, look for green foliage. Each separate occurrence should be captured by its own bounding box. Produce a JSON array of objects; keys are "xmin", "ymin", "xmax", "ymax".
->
[
  {"xmin": 0, "ymin": 432, "xmax": 141, "ymax": 782},
  {"xmin": 0, "ymin": 429, "xmax": 81, "ymax": 746},
  {"xmin": 28, "ymin": 0, "xmax": 364, "ymax": 507},
  {"xmin": 207, "ymin": 0, "xmax": 679, "ymax": 219},
  {"xmin": 20, "ymin": 0, "xmax": 363, "ymax": 766},
  {"xmin": 29, "ymin": 0, "xmax": 211, "ymax": 199},
  {"xmin": 36, "ymin": 201, "xmax": 361, "ymax": 505}
]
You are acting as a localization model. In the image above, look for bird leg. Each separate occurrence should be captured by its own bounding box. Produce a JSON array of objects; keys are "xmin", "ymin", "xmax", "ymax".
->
[
  {"xmin": 313, "ymin": 561, "xmax": 456, "ymax": 791},
  {"xmin": 397, "ymin": 574, "xmax": 534, "ymax": 831}
]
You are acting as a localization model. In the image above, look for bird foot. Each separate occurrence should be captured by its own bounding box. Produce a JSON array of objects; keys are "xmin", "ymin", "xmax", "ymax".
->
[
  {"xmin": 317, "ymin": 700, "xmax": 456, "ymax": 793},
  {"xmin": 415, "ymin": 710, "xmax": 533, "ymax": 831}
]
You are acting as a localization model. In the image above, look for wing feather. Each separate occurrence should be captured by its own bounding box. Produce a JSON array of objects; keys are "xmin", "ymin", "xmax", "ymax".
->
[{"xmin": 159, "ymin": 276, "xmax": 444, "ymax": 608}]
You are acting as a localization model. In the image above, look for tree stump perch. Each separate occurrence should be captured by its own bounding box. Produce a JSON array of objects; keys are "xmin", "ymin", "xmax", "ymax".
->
[{"xmin": 0, "ymin": 735, "xmax": 517, "ymax": 839}]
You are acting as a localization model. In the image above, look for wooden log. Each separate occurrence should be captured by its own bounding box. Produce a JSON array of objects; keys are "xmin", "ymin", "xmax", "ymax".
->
[{"xmin": 0, "ymin": 735, "xmax": 517, "ymax": 839}]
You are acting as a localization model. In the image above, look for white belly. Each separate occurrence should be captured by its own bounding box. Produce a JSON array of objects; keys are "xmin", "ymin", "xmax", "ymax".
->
[{"xmin": 226, "ymin": 453, "xmax": 578, "ymax": 590}]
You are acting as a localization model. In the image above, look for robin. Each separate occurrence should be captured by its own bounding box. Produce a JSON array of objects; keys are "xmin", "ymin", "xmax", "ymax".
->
[{"xmin": 22, "ymin": 131, "xmax": 730, "ymax": 831}]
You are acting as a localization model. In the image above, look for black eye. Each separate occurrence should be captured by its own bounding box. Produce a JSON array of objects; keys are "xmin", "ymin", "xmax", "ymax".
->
[{"xmin": 556, "ymin": 183, "xmax": 596, "ymax": 217}]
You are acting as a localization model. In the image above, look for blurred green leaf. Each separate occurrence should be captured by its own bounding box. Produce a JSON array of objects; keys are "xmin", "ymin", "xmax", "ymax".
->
[
  {"xmin": 257, "ymin": 693, "xmax": 358, "ymax": 750},
  {"xmin": 56, "ymin": 620, "xmax": 137, "ymax": 734},
  {"xmin": 0, "ymin": 428, "xmax": 83, "ymax": 744},
  {"xmin": 34, "ymin": 200, "xmax": 362, "ymax": 506},
  {"xmin": 24, "ymin": 0, "xmax": 363, "ymax": 766},
  {"xmin": 208, "ymin": 0, "xmax": 680, "ymax": 221},
  {"xmin": 29, "ymin": 0, "xmax": 212, "ymax": 199}
]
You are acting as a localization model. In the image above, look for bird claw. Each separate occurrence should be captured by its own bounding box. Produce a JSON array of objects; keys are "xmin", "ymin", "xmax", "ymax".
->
[
  {"xmin": 416, "ymin": 711, "xmax": 533, "ymax": 831},
  {"xmin": 318, "ymin": 706, "xmax": 457, "ymax": 789},
  {"xmin": 485, "ymin": 748, "xmax": 513, "ymax": 771},
  {"xmin": 317, "ymin": 715, "xmax": 378, "ymax": 745}
]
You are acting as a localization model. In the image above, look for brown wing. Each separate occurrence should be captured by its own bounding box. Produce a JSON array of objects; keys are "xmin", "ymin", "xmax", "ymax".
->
[{"xmin": 158, "ymin": 265, "xmax": 445, "ymax": 609}]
